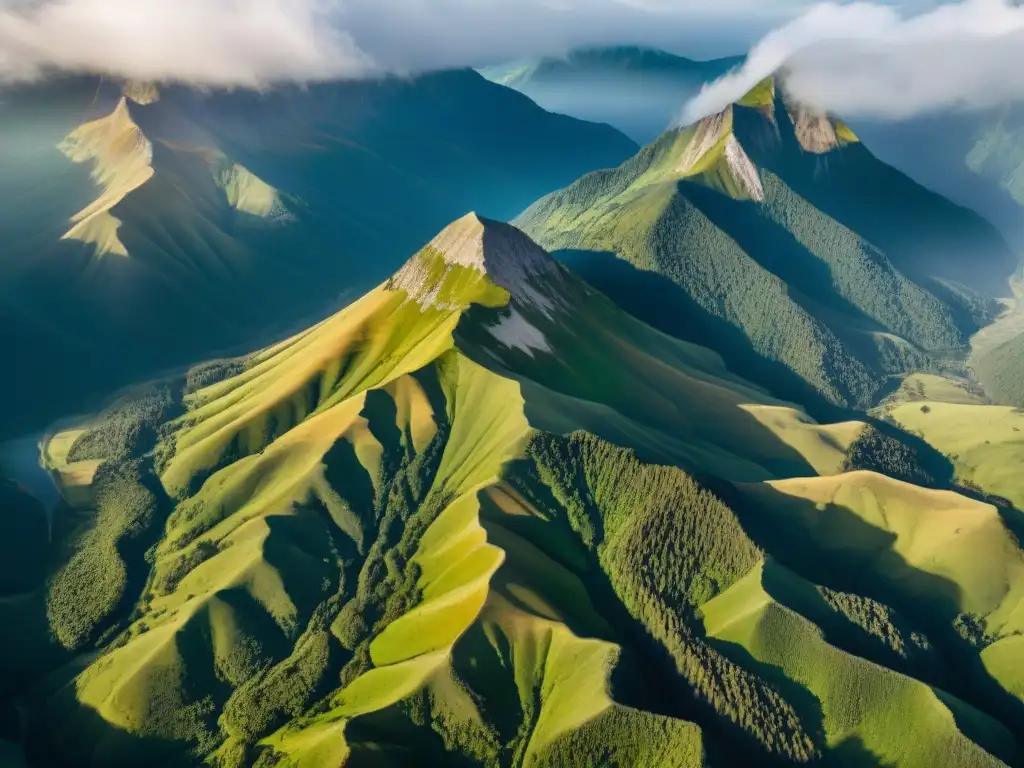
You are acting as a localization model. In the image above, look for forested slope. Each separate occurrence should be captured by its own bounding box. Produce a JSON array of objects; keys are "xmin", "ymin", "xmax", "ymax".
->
[
  {"xmin": 518, "ymin": 79, "xmax": 1016, "ymax": 410},
  {"xmin": 2, "ymin": 216, "xmax": 1020, "ymax": 767}
]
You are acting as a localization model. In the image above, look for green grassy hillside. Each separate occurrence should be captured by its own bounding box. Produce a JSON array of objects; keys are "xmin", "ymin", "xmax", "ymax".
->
[
  {"xmin": 855, "ymin": 104, "xmax": 1024, "ymax": 248},
  {"xmin": 0, "ymin": 72, "xmax": 637, "ymax": 439},
  {"xmin": 3, "ymin": 216, "xmax": 1021, "ymax": 767},
  {"xmin": 887, "ymin": 401, "xmax": 1024, "ymax": 510},
  {"xmin": 517, "ymin": 79, "xmax": 1016, "ymax": 411}
]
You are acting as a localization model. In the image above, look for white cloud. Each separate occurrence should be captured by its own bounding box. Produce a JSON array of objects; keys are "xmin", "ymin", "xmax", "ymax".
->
[
  {"xmin": 0, "ymin": 0, "xmax": 808, "ymax": 87},
  {"xmin": 0, "ymin": 0, "xmax": 372, "ymax": 86},
  {"xmin": 681, "ymin": 0, "xmax": 1024, "ymax": 124}
]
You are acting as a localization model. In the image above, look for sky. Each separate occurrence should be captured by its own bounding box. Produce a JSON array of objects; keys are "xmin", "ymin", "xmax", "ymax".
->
[
  {"xmin": 0, "ymin": 0, "xmax": 1022, "ymax": 121},
  {"xmin": 0, "ymin": 0, "xmax": 847, "ymax": 86}
]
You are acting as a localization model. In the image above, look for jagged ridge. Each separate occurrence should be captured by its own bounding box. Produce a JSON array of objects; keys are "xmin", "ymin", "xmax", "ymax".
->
[{"xmin": 11, "ymin": 214, "xmax": 1022, "ymax": 768}]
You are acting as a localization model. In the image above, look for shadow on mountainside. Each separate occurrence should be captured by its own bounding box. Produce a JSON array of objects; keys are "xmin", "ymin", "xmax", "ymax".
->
[
  {"xmin": 680, "ymin": 181, "xmax": 891, "ymax": 336},
  {"xmin": 23, "ymin": 700, "xmax": 204, "ymax": 768},
  {"xmin": 478, "ymin": 453, "xmax": 806, "ymax": 768},
  {"xmin": 734, "ymin": 104, "xmax": 1017, "ymax": 301},
  {"xmin": 720, "ymin": 480, "xmax": 1024, "ymax": 765},
  {"xmin": 552, "ymin": 248, "xmax": 852, "ymax": 422}
]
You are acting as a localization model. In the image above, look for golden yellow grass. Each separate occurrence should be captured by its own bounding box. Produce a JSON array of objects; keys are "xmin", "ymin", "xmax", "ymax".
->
[
  {"xmin": 214, "ymin": 161, "xmax": 283, "ymax": 217},
  {"xmin": 877, "ymin": 373, "xmax": 988, "ymax": 409},
  {"xmin": 59, "ymin": 98, "xmax": 155, "ymax": 257},
  {"xmin": 755, "ymin": 471, "xmax": 1024, "ymax": 634},
  {"xmin": 42, "ymin": 427, "xmax": 100, "ymax": 508},
  {"xmin": 890, "ymin": 400, "xmax": 1024, "ymax": 508},
  {"xmin": 702, "ymin": 559, "xmax": 1010, "ymax": 766},
  {"xmin": 740, "ymin": 405, "xmax": 863, "ymax": 476},
  {"xmin": 162, "ymin": 287, "xmax": 459, "ymax": 496}
]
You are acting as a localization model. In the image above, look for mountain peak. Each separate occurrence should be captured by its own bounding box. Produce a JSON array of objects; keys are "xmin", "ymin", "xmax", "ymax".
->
[
  {"xmin": 389, "ymin": 213, "xmax": 561, "ymax": 313},
  {"xmin": 121, "ymin": 80, "xmax": 161, "ymax": 105},
  {"xmin": 660, "ymin": 106, "xmax": 764, "ymax": 202},
  {"xmin": 785, "ymin": 103, "xmax": 859, "ymax": 154},
  {"xmin": 429, "ymin": 212, "xmax": 550, "ymax": 275},
  {"xmin": 736, "ymin": 76, "xmax": 777, "ymax": 116},
  {"xmin": 58, "ymin": 96, "xmax": 155, "ymax": 257},
  {"xmin": 730, "ymin": 76, "xmax": 859, "ymax": 154},
  {"xmin": 668, "ymin": 74, "xmax": 859, "ymax": 187}
]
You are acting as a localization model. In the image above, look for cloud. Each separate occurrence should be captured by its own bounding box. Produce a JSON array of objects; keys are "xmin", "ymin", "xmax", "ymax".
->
[
  {"xmin": 0, "ymin": 0, "xmax": 372, "ymax": 86},
  {"xmin": 681, "ymin": 0, "xmax": 1024, "ymax": 124},
  {"xmin": 0, "ymin": 0, "xmax": 808, "ymax": 87}
]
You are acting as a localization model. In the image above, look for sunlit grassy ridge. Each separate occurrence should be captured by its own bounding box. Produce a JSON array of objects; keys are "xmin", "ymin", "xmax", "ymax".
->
[
  {"xmin": 7, "ymin": 215, "xmax": 1022, "ymax": 767},
  {"xmin": 57, "ymin": 97, "xmax": 155, "ymax": 257},
  {"xmin": 702, "ymin": 561, "xmax": 1014, "ymax": 767},
  {"xmin": 517, "ymin": 82, "xmax": 1015, "ymax": 410},
  {"xmin": 889, "ymin": 401, "xmax": 1024, "ymax": 509},
  {"xmin": 1, "ymin": 71, "xmax": 639, "ymax": 439}
]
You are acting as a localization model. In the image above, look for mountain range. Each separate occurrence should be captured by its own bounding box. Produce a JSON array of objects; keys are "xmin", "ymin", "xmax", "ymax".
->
[
  {"xmin": 3, "ymin": 213, "xmax": 1022, "ymax": 768},
  {"xmin": 0, "ymin": 71, "xmax": 636, "ymax": 438},
  {"xmin": 1, "ymin": 44, "xmax": 1023, "ymax": 768},
  {"xmin": 854, "ymin": 106, "xmax": 1024, "ymax": 250},
  {"xmin": 518, "ymin": 78, "xmax": 1016, "ymax": 412},
  {"xmin": 487, "ymin": 45, "xmax": 1024, "ymax": 250},
  {"xmin": 486, "ymin": 44, "xmax": 1024, "ymax": 414}
]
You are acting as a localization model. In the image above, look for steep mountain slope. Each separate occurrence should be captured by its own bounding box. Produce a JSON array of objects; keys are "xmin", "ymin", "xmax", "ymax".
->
[
  {"xmin": 517, "ymin": 79, "xmax": 1017, "ymax": 411},
  {"xmin": 971, "ymin": 277, "xmax": 1024, "ymax": 408},
  {"xmin": 0, "ymin": 72, "xmax": 637, "ymax": 438},
  {"xmin": 480, "ymin": 47, "xmax": 742, "ymax": 144},
  {"xmin": 977, "ymin": 334, "xmax": 1024, "ymax": 408},
  {"xmin": 854, "ymin": 106, "xmax": 1024, "ymax": 249},
  {"xmin": 4, "ymin": 215, "xmax": 1022, "ymax": 768},
  {"xmin": 967, "ymin": 107, "xmax": 1024, "ymax": 207}
]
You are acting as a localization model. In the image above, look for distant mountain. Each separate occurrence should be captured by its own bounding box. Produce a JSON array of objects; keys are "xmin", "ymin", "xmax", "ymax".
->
[
  {"xmin": 853, "ymin": 106, "xmax": 1024, "ymax": 248},
  {"xmin": 480, "ymin": 46, "xmax": 742, "ymax": 144},
  {"xmin": 4, "ymin": 214, "xmax": 1022, "ymax": 767},
  {"xmin": 518, "ymin": 78, "xmax": 1018, "ymax": 411},
  {"xmin": 0, "ymin": 71, "xmax": 637, "ymax": 438}
]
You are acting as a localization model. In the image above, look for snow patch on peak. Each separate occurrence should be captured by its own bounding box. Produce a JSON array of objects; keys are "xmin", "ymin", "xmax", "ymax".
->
[
  {"xmin": 724, "ymin": 135, "xmax": 765, "ymax": 202},
  {"xmin": 486, "ymin": 308, "xmax": 552, "ymax": 358}
]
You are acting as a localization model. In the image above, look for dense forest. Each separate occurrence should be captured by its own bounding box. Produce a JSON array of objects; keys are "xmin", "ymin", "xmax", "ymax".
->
[{"xmin": 518, "ymin": 92, "xmax": 1015, "ymax": 410}]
